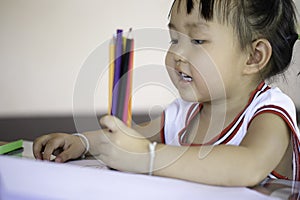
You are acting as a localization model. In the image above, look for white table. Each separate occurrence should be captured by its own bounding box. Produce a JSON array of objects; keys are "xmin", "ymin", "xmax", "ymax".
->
[{"xmin": 0, "ymin": 141, "xmax": 285, "ymax": 200}]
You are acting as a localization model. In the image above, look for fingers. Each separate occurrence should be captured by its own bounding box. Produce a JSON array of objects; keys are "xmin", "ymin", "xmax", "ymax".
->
[
  {"xmin": 33, "ymin": 133, "xmax": 69, "ymax": 161},
  {"xmin": 33, "ymin": 130, "xmax": 111, "ymax": 163},
  {"xmin": 33, "ymin": 135, "xmax": 50, "ymax": 160},
  {"xmin": 42, "ymin": 139, "xmax": 65, "ymax": 161},
  {"xmin": 52, "ymin": 148, "xmax": 64, "ymax": 157},
  {"xmin": 55, "ymin": 146, "xmax": 77, "ymax": 163}
]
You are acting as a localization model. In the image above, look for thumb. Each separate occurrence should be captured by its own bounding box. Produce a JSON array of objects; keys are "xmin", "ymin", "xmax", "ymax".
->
[{"xmin": 100, "ymin": 115, "xmax": 126, "ymax": 133}]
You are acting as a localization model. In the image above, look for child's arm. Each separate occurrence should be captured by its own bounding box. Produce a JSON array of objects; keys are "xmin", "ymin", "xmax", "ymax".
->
[
  {"xmin": 32, "ymin": 116, "xmax": 162, "ymax": 163},
  {"xmin": 99, "ymin": 113, "xmax": 290, "ymax": 187},
  {"xmin": 153, "ymin": 113, "xmax": 290, "ymax": 186},
  {"xmin": 80, "ymin": 116, "xmax": 162, "ymax": 160}
]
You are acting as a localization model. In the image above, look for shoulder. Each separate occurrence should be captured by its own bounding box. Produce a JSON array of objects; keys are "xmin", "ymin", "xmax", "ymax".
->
[
  {"xmin": 245, "ymin": 85, "xmax": 298, "ymax": 132},
  {"xmin": 248, "ymin": 86, "xmax": 296, "ymax": 117},
  {"xmin": 258, "ymin": 86, "xmax": 295, "ymax": 114}
]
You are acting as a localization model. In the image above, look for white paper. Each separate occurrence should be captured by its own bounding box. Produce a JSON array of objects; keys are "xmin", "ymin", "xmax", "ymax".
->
[{"xmin": 0, "ymin": 156, "xmax": 278, "ymax": 200}]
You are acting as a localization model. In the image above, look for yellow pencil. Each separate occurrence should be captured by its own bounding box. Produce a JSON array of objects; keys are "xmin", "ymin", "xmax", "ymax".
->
[{"xmin": 108, "ymin": 37, "xmax": 115, "ymax": 114}]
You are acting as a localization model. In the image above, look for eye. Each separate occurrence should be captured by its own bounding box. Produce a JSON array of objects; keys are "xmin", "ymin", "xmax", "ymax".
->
[
  {"xmin": 191, "ymin": 39, "xmax": 205, "ymax": 45},
  {"xmin": 169, "ymin": 39, "xmax": 178, "ymax": 45}
]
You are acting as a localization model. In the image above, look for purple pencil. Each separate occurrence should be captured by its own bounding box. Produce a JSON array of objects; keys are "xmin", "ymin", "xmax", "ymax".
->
[{"xmin": 111, "ymin": 29, "xmax": 123, "ymax": 116}]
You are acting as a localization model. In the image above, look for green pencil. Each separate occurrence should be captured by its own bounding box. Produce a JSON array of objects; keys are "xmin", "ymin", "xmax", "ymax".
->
[{"xmin": 0, "ymin": 139, "xmax": 23, "ymax": 155}]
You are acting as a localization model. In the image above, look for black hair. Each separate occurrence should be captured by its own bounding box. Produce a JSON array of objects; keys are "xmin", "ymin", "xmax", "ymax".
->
[{"xmin": 170, "ymin": 0, "xmax": 299, "ymax": 79}]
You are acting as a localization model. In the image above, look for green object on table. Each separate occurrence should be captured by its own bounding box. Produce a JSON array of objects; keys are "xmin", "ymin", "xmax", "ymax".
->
[{"xmin": 0, "ymin": 139, "xmax": 23, "ymax": 155}]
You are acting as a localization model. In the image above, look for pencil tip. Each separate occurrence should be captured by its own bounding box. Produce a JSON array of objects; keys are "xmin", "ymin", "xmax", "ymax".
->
[{"xmin": 127, "ymin": 28, "xmax": 133, "ymax": 39}]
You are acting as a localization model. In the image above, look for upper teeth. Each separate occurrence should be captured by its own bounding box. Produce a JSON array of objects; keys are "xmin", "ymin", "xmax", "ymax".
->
[{"xmin": 180, "ymin": 72, "xmax": 192, "ymax": 82}]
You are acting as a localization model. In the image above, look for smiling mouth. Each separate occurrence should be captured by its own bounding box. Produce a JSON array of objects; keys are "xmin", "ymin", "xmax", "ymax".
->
[{"xmin": 179, "ymin": 72, "xmax": 193, "ymax": 82}]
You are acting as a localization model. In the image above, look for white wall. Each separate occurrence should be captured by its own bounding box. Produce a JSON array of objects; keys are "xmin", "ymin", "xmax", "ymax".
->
[
  {"xmin": 0, "ymin": 0, "xmax": 174, "ymax": 117},
  {"xmin": 0, "ymin": 0, "xmax": 299, "ymax": 117}
]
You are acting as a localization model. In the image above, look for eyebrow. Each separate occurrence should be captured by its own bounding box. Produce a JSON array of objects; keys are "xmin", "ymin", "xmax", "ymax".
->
[{"xmin": 168, "ymin": 22, "xmax": 209, "ymax": 30}]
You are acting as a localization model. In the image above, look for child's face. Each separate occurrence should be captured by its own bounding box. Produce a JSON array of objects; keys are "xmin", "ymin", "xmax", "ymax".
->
[{"xmin": 165, "ymin": 1, "xmax": 249, "ymax": 103}]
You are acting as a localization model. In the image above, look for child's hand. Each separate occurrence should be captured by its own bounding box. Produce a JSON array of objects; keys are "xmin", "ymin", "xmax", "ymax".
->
[
  {"xmin": 33, "ymin": 133, "xmax": 86, "ymax": 163},
  {"xmin": 98, "ymin": 115, "xmax": 151, "ymax": 173}
]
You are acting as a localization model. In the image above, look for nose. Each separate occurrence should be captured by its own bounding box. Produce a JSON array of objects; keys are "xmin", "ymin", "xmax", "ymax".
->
[
  {"xmin": 174, "ymin": 53, "xmax": 188, "ymax": 65},
  {"xmin": 172, "ymin": 51, "xmax": 189, "ymax": 73},
  {"xmin": 171, "ymin": 43, "xmax": 189, "ymax": 65}
]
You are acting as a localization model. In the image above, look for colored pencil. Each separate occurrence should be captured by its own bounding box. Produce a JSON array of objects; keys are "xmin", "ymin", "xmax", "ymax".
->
[
  {"xmin": 126, "ymin": 36, "xmax": 134, "ymax": 126},
  {"xmin": 111, "ymin": 29, "xmax": 123, "ymax": 116},
  {"xmin": 108, "ymin": 36, "xmax": 115, "ymax": 114},
  {"xmin": 117, "ymin": 29, "xmax": 132, "ymax": 121},
  {"xmin": 108, "ymin": 28, "xmax": 134, "ymax": 126},
  {"xmin": 119, "ymin": 29, "xmax": 133, "ymax": 125}
]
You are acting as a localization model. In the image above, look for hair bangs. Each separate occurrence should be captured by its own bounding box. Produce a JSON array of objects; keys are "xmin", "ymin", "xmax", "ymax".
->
[{"xmin": 169, "ymin": 0, "xmax": 234, "ymax": 23}]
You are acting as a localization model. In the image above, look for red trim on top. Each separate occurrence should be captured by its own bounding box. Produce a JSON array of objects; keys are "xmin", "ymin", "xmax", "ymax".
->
[
  {"xmin": 200, "ymin": 82, "xmax": 270, "ymax": 145},
  {"xmin": 248, "ymin": 106, "xmax": 297, "ymax": 135},
  {"xmin": 160, "ymin": 111, "xmax": 166, "ymax": 144},
  {"xmin": 185, "ymin": 103, "xmax": 200, "ymax": 125},
  {"xmin": 253, "ymin": 105, "xmax": 295, "ymax": 128},
  {"xmin": 220, "ymin": 116, "xmax": 245, "ymax": 144},
  {"xmin": 179, "ymin": 82, "xmax": 271, "ymax": 146},
  {"xmin": 202, "ymin": 113, "xmax": 243, "ymax": 145},
  {"xmin": 293, "ymin": 136, "xmax": 300, "ymax": 181},
  {"xmin": 270, "ymin": 171, "xmax": 289, "ymax": 180},
  {"xmin": 247, "ymin": 82, "xmax": 269, "ymax": 104},
  {"xmin": 178, "ymin": 104, "xmax": 202, "ymax": 145},
  {"xmin": 178, "ymin": 127, "xmax": 188, "ymax": 145}
]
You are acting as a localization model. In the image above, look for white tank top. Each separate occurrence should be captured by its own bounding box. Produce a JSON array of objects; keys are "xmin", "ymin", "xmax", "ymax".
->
[{"xmin": 161, "ymin": 82, "xmax": 300, "ymax": 181}]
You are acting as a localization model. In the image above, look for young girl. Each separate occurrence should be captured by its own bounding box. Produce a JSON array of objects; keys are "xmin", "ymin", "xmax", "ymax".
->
[{"xmin": 33, "ymin": 0, "xmax": 300, "ymax": 187}]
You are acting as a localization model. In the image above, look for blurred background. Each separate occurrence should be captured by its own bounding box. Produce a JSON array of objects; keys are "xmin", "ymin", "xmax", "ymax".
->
[{"xmin": 0, "ymin": 0, "xmax": 299, "ymax": 141}]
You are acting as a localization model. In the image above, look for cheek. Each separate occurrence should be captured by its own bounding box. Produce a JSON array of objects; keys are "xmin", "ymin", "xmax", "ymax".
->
[
  {"xmin": 165, "ymin": 52, "xmax": 178, "ymax": 84},
  {"xmin": 165, "ymin": 53, "xmax": 172, "ymax": 74},
  {"xmin": 190, "ymin": 53, "xmax": 227, "ymax": 98},
  {"xmin": 165, "ymin": 52, "xmax": 172, "ymax": 68},
  {"xmin": 190, "ymin": 52, "xmax": 221, "ymax": 84}
]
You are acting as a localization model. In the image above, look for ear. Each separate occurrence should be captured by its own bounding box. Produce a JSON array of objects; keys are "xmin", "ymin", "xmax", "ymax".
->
[{"xmin": 243, "ymin": 39, "xmax": 272, "ymax": 75}]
